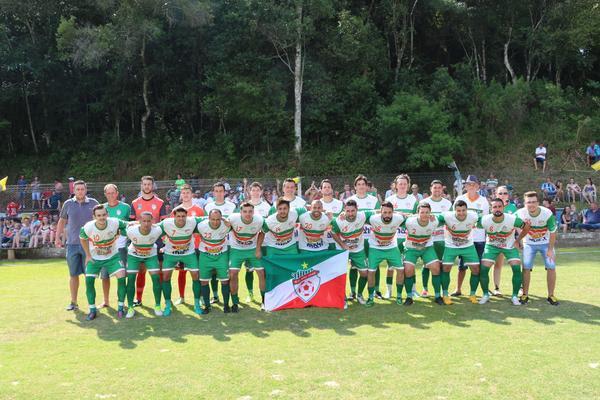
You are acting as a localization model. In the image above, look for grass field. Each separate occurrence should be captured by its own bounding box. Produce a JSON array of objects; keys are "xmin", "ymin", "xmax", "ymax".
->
[{"xmin": 1, "ymin": 248, "xmax": 599, "ymax": 400}]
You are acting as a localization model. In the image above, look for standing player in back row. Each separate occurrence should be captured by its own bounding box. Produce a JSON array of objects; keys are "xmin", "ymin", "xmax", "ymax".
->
[
  {"xmin": 319, "ymin": 179, "xmax": 344, "ymax": 250},
  {"xmin": 516, "ymin": 191, "xmax": 559, "ymax": 306},
  {"xmin": 280, "ymin": 178, "xmax": 307, "ymax": 209},
  {"xmin": 347, "ymin": 175, "xmax": 381, "ymax": 300},
  {"xmin": 384, "ymin": 174, "xmax": 418, "ymax": 299},
  {"xmin": 130, "ymin": 176, "xmax": 167, "ymax": 307}
]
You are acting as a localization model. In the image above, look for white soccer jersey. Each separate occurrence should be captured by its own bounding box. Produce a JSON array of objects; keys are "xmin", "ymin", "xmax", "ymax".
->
[
  {"xmin": 439, "ymin": 211, "xmax": 480, "ymax": 249},
  {"xmin": 126, "ymin": 225, "xmax": 163, "ymax": 258},
  {"xmin": 347, "ymin": 194, "xmax": 380, "ymax": 241},
  {"xmin": 298, "ymin": 212, "xmax": 331, "ymax": 252},
  {"xmin": 454, "ymin": 194, "xmax": 490, "ymax": 242},
  {"xmin": 421, "ymin": 197, "xmax": 452, "ymax": 242},
  {"xmin": 322, "ymin": 197, "xmax": 344, "ymax": 244},
  {"xmin": 262, "ymin": 209, "xmax": 301, "ymax": 249},
  {"xmin": 228, "ymin": 213, "xmax": 264, "ymax": 250},
  {"xmin": 385, "ymin": 194, "xmax": 419, "ymax": 240},
  {"xmin": 79, "ymin": 218, "xmax": 127, "ymax": 260},
  {"xmin": 516, "ymin": 206, "xmax": 557, "ymax": 246},
  {"xmin": 197, "ymin": 219, "xmax": 231, "ymax": 255},
  {"xmin": 289, "ymin": 196, "xmax": 307, "ymax": 209},
  {"xmin": 205, "ymin": 200, "xmax": 237, "ymax": 218},
  {"xmin": 331, "ymin": 212, "xmax": 369, "ymax": 253},
  {"xmin": 159, "ymin": 217, "xmax": 198, "ymax": 256},
  {"xmin": 481, "ymin": 213, "xmax": 524, "ymax": 249},
  {"xmin": 403, "ymin": 216, "xmax": 439, "ymax": 250},
  {"xmin": 368, "ymin": 213, "xmax": 406, "ymax": 250},
  {"xmin": 250, "ymin": 200, "xmax": 271, "ymax": 218}
]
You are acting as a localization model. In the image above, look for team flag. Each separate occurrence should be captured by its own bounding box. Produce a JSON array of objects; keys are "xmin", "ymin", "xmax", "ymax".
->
[
  {"xmin": 592, "ymin": 160, "xmax": 600, "ymax": 171},
  {"xmin": 0, "ymin": 176, "xmax": 7, "ymax": 191},
  {"xmin": 263, "ymin": 250, "xmax": 349, "ymax": 311}
]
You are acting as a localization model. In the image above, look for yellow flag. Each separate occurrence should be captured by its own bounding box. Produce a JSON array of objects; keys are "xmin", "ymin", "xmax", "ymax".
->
[
  {"xmin": 0, "ymin": 176, "xmax": 7, "ymax": 191},
  {"xmin": 292, "ymin": 177, "xmax": 301, "ymax": 184},
  {"xmin": 592, "ymin": 160, "xmax": 600, "ymax": 171}
]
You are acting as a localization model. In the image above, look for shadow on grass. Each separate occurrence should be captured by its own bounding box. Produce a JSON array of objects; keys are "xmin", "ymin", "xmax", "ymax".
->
[{"xmin": 65, "ymin": 294, "xmax": 600, "ymax": 349}]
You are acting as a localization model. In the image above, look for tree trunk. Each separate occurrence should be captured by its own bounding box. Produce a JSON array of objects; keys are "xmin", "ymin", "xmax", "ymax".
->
[
  {"xmin": 21, "ymin": 72, "xmax": 39, "ymax": 154},
  {"xmin": 114, "ymin": 113, "xmax": 120, "ymax": 142},
  {"xmin": 293, "ymin": 2, "xmax": 303, "ymax": 158},
  {"xmin": 408, "ymin": 0, "xmax": 418, "ymax": 70},
  {"xmin": 481, "ymin": 39, "xmax": 487, "ymax": 82},
  {"xmin": 140, "ymin": 37, "xmax": 151, "ymax": 141},
  {"xmin": 504, "ymin": 27, "xmax": 517, "ymax": 85}
]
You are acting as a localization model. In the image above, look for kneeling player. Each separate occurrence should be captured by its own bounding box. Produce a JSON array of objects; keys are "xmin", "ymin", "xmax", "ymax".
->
[{"xmin": 479, "ymin": 198, "xmax": 530, "ymax": 305}]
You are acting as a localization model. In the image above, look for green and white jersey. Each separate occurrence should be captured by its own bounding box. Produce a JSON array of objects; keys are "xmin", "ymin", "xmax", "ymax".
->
[
  {"xmin": 126, "ymin": 224, "xmax": 163, "ymax": 258},
  {"xmin": 347, "ymin": 194, "xmax": 380, "ymax": 240},
  {"xmin": 298, "ymin": 212, "xmax": 331, "ymax": 252},
  {"xmin": 159, "ymin": 217, "xmax": 199, "ymax": 256},
  {"xmin": 402, "ymin": 216, "xmax": 440, "ymax": 250},
  {"xmin": 228, "ymin": 213, "xmax": 264, "ymax": 250},
  {"xmin": 250, "ymin": 200, "xmax": 271, "ymax": 218},
  {"xmin": 504, "ymin": 203, "xmax": 518, "ymax": 215},
  {"xmin": 421, "ymin": 197, "xmax": 452, "ymax": 242},
  {"xmin": 331, "ymin": 212, "xmax": 370, "ymax": 253},
  {"xmin": 79, "ymin": 217, "xmax": 127, "ymax": 260},
  {"xmin": 481, "ymin": 213, "xmax": 524, "ymax": 249},
  {"xmin": 454, "ymin": 194, "xmax": 490, "ymax": 242},
  {"xmin": 439, "ymin": 211, "xmax": 480, "ymax": 249},
  {"xmin": 322, "ymin": 197, "xmax": 344, "ymax": 244},
  {"xmin": 104, "ymin": 201, "xmax": 131, "ymax": 248},
  {"xmin": 289, "ymin": 196, "xmax": 307, "ymax": 209},
  {"xmin": 204, "ymin": 200, "xmax": 238, "ymax": 218},
  {"xmin": 516, "ymin": 206, "xmax": 557, "ymax": 246},
  {"xmin": 385, "ymin": 194, "xmax": 418, "ymax": 240},
  {"xmin": 262, "ymin": 208, "xmax": 304, "ymax": 249},
  {"xmin": 197, "ymin": 219, "xmax": 231, "ymax": 255},
  {"xmin": 367, "ymin": 213, "xmax": 406, "ymax": 250}
]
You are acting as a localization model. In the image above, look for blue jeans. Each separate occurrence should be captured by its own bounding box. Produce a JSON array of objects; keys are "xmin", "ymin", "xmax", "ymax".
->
[
  {"xmin": 578, "ymin": 223, "xmax": 600, "ymax": 230},
  {"xmin": 522, "ymin": 243, "xmax": 556, "ymax": 270}
]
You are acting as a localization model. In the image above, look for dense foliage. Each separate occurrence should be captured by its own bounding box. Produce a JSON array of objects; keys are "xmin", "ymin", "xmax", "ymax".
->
[{"xmin": 1, "ymin": 0, "xmax": 599, "ymax": 179}]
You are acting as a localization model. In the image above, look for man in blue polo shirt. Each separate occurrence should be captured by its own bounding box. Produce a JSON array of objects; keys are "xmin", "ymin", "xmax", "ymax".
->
[
  {"xmin": 55, "ymin": 180, "xmax": 99, "ymax": 311},
  {"xmin": 579, "ymin": 202, "xmax": 600, "ymax": 231}
]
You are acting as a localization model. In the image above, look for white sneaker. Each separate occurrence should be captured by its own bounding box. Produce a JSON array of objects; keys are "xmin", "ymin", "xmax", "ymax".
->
[
  {"xmin": 357, "ymin": 294, "xmax": 366, "ymax": 305},
  {"xmin": 478, "ymin": 295, "xmax": 490, "ymax": 305},
  {"xmin": 511, "ymin": 296, "xmax": 521, "ymax": 306},
  {"xmin": 174, "ymin": 297, "xmax": 184, "ymax": 306},
  {"xmin": 412, "ymin": 289, "xmax": 420, "ymax": 298},
  {"xmin": 383, "ymin": 290, "xmax": 391, "ymax": 299},
  {"xmin": 492, "ymin": 289, "xmax": 502, "ymax": 296},
  {"xmin": 125, "ymin": 308, "xmax": 135, "ymax": 319},
  {"xmin": 154, "ymin": 307, "xmax": 163, "ymax": 316}
]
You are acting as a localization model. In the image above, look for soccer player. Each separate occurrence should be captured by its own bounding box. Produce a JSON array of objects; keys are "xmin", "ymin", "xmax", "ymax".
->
[
  {"xmin": 402, "ymin": 203, "xmax": 444, "ymax": 305},
  {"xmin": 490, "ymin": 185, "xmax": 518, "ymax": 296},
  {"xmin": 79, "ymin": 205, "xmax": 128, "ymax": 320},
  {"xmin": 258, "ymin": 198, "xmax": 305, "ymax": 256},
  {"xmin": 365, "ymin": 202, "xmax": 405, "ymax": 307},
  {"xmin": 438, "ymin": 200, "xmax": 482, "ymax": 305},
  {"xmin": 204, "ymin": 182, "xmax": 238, "ymax": 303},
  {"xmin": 298, "ymin": 200, "xmax": 333, "ymax": 253},
  {"xmin": 479, "ymin": 198, "xmax": 530, "ymax": 306},
  {"xmin": 228, "ymin": 202, "xmax": 265, "ymax": 311},
  {"xmin": 171, "ymin": 184, "xmax": 205, "ymax": 306},
  {"xmin": 130, "ymin": 176, "xmax": 167, "ymax": 307},
  {"xmin": 103, "ymin": 184, "xmax": 131, "ymax": 305},
  {"xmin": 347, "ymin": 175, "xmax": 381, "ymax": 300},
  {"xmin": 197, "ymin": 209, "xmax": 232, "ymax": 314},
  {"xmin": 452, "ymin": 175, "xmax": 489, "ymax": 296},
  {"xmin": 421, "ymin": 180, "xmax": 452, "ymax": 296},
  {"xmin": 516, "ymin": 191, "xmax": 559, "ymax": 305},
  {"xmin": 331, "ymin": 200, "xmax": 370, "ymax": 304},
  {"xmin": 125, "ymin": 212, "xmax": 163, "ymax": 318},
  {"xmin": 280, "ymin": 178, "xmax": 307, "ymax": 209},
  {"xmin": 384, "ymin": 174, "xmax": 418, "ymax": 299},
  {"xmin": 320, "ymin": 179, "xmax": 344, "ymax": 250},
  {"xmin": 159, "ymin": 207, "xmax": 201, "ymax": 316}
]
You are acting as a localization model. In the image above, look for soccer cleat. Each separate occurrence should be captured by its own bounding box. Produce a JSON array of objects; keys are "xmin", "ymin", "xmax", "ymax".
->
[
  {"xmin": 383, "ymin": 290, "xmax": 391, "ymax": 300},
  {"xmin": 468, "ymin": 295, "xmax": 478, "ymax": 304},
  {"xmin": 403, "ymin": 297, "xmax": 414, "ymax": 306},
  {"xmin": 194, "ymin": 304, "xmax": 203, "ymax": 315},
  {"xmin": 223, "ymin": 305, "xmax": 231, "ymax": 313},
  {"xmin": 260, "ymin": 303, "xmax": 266, "ymax": 311},
  {"xmin": 117, "ymin": 310, "xmax": 125, "ymax": 319},
  {"xmin": 396, "ymin": 297, "xmax": 403, "ymax": 305},
  {"xmin": 210, "ymin": 296, "xmax": 219, "ymax": 304},
  {"xmin": 511, "ymin": 296, "xmax": 521, "ymax": 306},
  {"xmin": 174, "ymin": 297, "xmax": 184, "ymax": 306},
  {"xmin": 231, "ymin": 304, "xmax": 239, "ymax": 313},
  {"xmin": 421, "ymin": 290, "xmax": 429, "ymax": 297},
  {"xmin": 133, "ymin": 300, "xmax": 142, "ymax": 308},
  {"xmin": 154, "ymin": 306, "xmax": 163, "ymax": 316},
  {"xmin": 478, "ymin": 295, "xmax": 490, "ymax": 305},
  {"xmin": 493, "ymin": 288, "xmax": 502, "ymax": 296},
  {"xmin": 163, "ymin": 305, "xmax": 172, "ymax": 317},
  {"xmin": 412, "ymin": 289, "xmax": 420, "ymax": 298},
  {"xmin": 356, "ymin": 294, "xmax": 366, "ymax": 305},
  {"xmin": 246, "ymin": 291, "xmax": 254, "ymax": 303},
  {"xmin": 126, "ymin": 308, "xmax": 135, "ymax": 318},
  {"xmin": 65, "ymin": 302, "xmax": 78, "ymax": 311},
  {"xmin": 365, "ymin": 298, "xmax": 375, "ymax": 307},
  {"xmin": 434, "ymin": 297, "xmax": 444, "ymax": 306},
  {"xmin": 450, "ymin": 291, "xmax": 462, "ymax": 297},
  {"xmin": 375, "ymin": 291, "xmax": 384, "ymax": 300},
  {"xmin": 547, "ymin": 296, "xmax": 560, "ymax": 306},
  {"xmin": 346, "ymin": 293, "xmax": 356, "ymax": 302},
  {"xmin": 520, "ymin": 295, "xmax": 529, "ymax": 304},
  {"xmin": 202, "ymin": 306, "xmax": 211, "ymax": 314},
  {"xmin": 86, "ymin": 311, "xmax": 97, "ymax": 321},
  {"xmin": 443, "ymin": 296, "xmax": 453, "ymax": 305}
]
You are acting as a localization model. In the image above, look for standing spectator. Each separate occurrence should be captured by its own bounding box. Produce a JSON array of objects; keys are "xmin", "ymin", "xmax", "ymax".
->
[
  {"xmin": 339, "ymin": 183, "xmax": 354, "ymax": 201},
  {"xmin": 175, "ymin": 173, "xmax": 186, "ymax": 190},
  {"xmin": 578, "ymin": 201, "xmax": 600, "ymax": 230},
  {"xmin": 410, "ymin": 184, "xmax": 424, "ymax": 201},
  {"xmin": 477, "ymin": 182, "xmax": 488, "ymax": 199},
  {"xmin": 542, "ymin": 198, "xmax": 556, "ymax": 216},
  {"xmin": 485, "ymin": 173, "xmax": 498, "ymax": 196},
  {"xmin": 6, "ymin": 200, "xmax": 19, "ymax": 217},
  {"xmin": 17, "ymin": 175, "xmax": 27, "ymax": 209},
  {"xmin": 47, "ymin": 191, "xmax": 62, "ymax": 214},
  {"xmin": 541, "ymin": 177, "xmax": 557, "ymax": 200},
  {"xmin": 12, "ymin": 217, "xmax": 32, "ymax": 248},
  {"xmin": 55, "ymin": 180, "xmax": 99, "ymax": 311},
  {"xmin": 384, "ymin": 182, "xmax": 395, "ymax": 199},
  {"xmin": 192, "ymin": 190, "xmax": 207, "ymax": 209},
  {"xmin": 555, "ymin": 179, "xmax": 565, "ymax": 202},
  {"xmin": 586, "ymin": 141, "xmax": 597, "ymax": 166},
  {"xmin": 68, "ymin": 177, "xmax": 75, "ymax": 197},
  {"xmin": 166, "ymin": 184, "xmax": 181, "ymax": 209},
  {"xmin": 534, "ymin": 143, "xmax": 547, "ymax": 172},
  {"xmin": 304, "ymin": 181, "xmax": 320, "ymax": 202},
  {"xmin": 560, "ymin": 206, "xmax": 577, "ymax": 233},
  {"xmin": 566, "ymin": 178, "xmax": 582, "ymax": 202},
  {"xmin": 512, "ymin": 193, "xmax": 522, "ymax": 208},
  {"xmin": 30, "ymin": 177, "xmax": 42, "ymax": 209},
  {"xmin": 582, "ymin": 178, "xmax": 597, "ymax": 204}
]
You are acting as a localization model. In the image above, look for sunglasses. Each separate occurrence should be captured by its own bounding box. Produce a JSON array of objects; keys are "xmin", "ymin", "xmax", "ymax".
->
[{"xmin": 497, "ymin": 192, "xmax": 508, "ymax": 195}]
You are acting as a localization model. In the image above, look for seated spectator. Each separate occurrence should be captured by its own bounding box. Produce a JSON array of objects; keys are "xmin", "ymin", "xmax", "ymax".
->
[
  {"xmin": 566, "ymin": 178, "xmax": 582, "ymax": 202},
  {"xmin": 2, "ymin": 219, "xmax": 17, "ymax": 248},
  {"xmin": 534, "ymin": 143, "xmax": 547, "ymax": 172},
  {"xmin": 582, "ymin": 178, "xmax": 597, "ymax": 204},
  {"xmin": 555, "ymin": 180, "xmax": 565, "ymax": 202},
  {"xmin": 543, "ymin": 198, "xmax": 556, "ymax": 216},
  {"xmin": 596, "ymin": 141, "xmax": 600, "ymax": 163},
  {"xmin": 560, "ymin": 206, "xmax": 577, "ymax": 233},
  {"xmin": 586, "ymin": 141, "xmax": 597, "ymax": 166},
  {"xmin": 13, "ymin": 218, "xmax": 32, "ymax": 248},
  {"xmin": 541, "ymin": 177, "xmax": 557, "ymax": 200},
  {"xmin": 30, "ymin": 216, "xmax": 53, "ymax": 247},
  {"xmin": 578, "ymin": 201, "xmax": 600, "ymax": 231},
  {"xmin": 485, "ymin": 173, "xmax": 498, "ymax": 196}
]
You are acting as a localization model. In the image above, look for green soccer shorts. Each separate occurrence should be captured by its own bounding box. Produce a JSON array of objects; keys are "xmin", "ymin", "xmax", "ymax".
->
[
  {"xmin": 86, "ymin": 255, "xmax": 125, "ymax": 277},
  {"xmin": 199, "ymin": 251, "xmax": 229, "ymax": 281},
  {"xmin": 442, "ymin": 245, "xmax": 480, "ymax": 266},
  {"xmin": 163, "ymin": 253, "xmax": 199, "ymax": 271},
  {"xmin": 127, "ymin": 254, "xmax": 160, "ymax": 273},
  {"xmin": 229, "ymin": 248, "xmax": 263, "ymax": 271},
  {"xmin": 404, "ymin": 246, "xmax": 439, "ymax": 267},
  {"xmin": 266, "ymin": 245, "xmax": 298, "ymax": 257},
  {"xmin": 368, "ymin": 247, "xmax": 403, "ymax": 271},
  {"xmin": 481, "ymin": 245, "xmax": 520, "ymax": 264}
]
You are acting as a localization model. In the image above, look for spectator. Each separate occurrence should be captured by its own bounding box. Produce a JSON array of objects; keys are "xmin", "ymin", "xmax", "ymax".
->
[
  {"xmin": 175, "ymin": 173, "xmax": 186, "ymax": 190},
  {"xmin": 304, "ymin": 181, "xmax": 320, "ymax": 202},
  {"xmin": 411, "ymin": 184, "xmax": 424, "ymax": 201},
  {"xmin": 477, "ymin": 182, "xmax": 488, "ymax": 199},
  {"xmin": 17, "ymin": 175, "xmax": 27, "ymax": 209},
  {"xmin": 570, "ymin": 203, "xmax": 581, "ymax": 224},
  {"xmin": 595, "ymin": 141, "xmax": 600, "ymax": 163},
  {"xmin": 578, "ymin": 201, "xmax": 600, "ymax": 231},
  {"xmin": 2, "ymin": 219, "xmax": 17, "ymax": 248},
  {"xmin": 166, "ymin": 184, "xmax": 181, "ymax": 209},
  {"xmin": 543, "ymin": 198, "xmax": 556, "ymax": 216},
  {"xmin": 68, "ymin": 177, "xmax": 75, "ymax": 197},
  {"xmin": 30, "ymin": 215, "xmax": 53, "ymax": 247},
  {"xmin": 339, "ymin": 183, "xmax": 354, "ymax": 201},
  {"xmin": 512, "ymin": 193, "xmax": 522, "ymax": 208},
  {"xmin": 566, "ymin": 177, "xmax": 582, "ymax": 202},
  {"xmin": 47, "ymin": 190, "xmax": 62, "ymax": 213},
  {"xmin": 485, "ymin": 173, "xmax": 498, "ymax": 196},
  {"xmin": 30, "ymin": 176, "xmax": 41, "ymax": 209},
  {"xmin": 12, "ymin": 217, "xmax": 32, "ymax": 248},
  {"xmin": 6, "ymin": 201, "xmax": 19, "ymax": 217},
  {"xmin": 555, "ymin": 179, "xmax": 565, "ymax": 202},
  {"xmin": 263, "ymin": 187, "xmax": 275, "ymax": 205},
  {"xmin": 502, "ymin": 179, "xmax": 514, "ymax": 196},
  {"xmin": 586, "ymin": 141, "xmax": 597, "ymax": 166},
  {"xmin": 541, "ymin": 177, "xmax": 557, "ymax": 200},
  {"xmin": 583, "ymin": 178, "xmax": 597, "ymax": 204},
  {"xmin": 534, "ymin": 143, "xmax": 547, "ymax": 172},
  {"xmin": 192, "ymin": 190, "xmax": 207, "ymax": 209},
  {"xmin": 560, "ymin": 206, "xmax": 577, "ymax": 233},
  {"xmin": 30, "ymin": 213, "xmax": 41, "ymax": 234},
  {"xmin": 384, "ymin": 182, "xmax": 395, "ymax": 199}
]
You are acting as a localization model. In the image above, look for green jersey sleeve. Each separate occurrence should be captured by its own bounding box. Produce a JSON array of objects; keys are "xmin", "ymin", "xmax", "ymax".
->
[
  {"xmin": 514, "ymin": 216, "xmax": 525, "ymax": 228},
  {"xmin": 374, "ymin": 200, "xmax": 381, "ymax": 210},
  {"xmin": 268, "ymin": 205, "xmax": 276, "ymax": 216},
  {"xmin": 364, "ymin": 210, "xmax": 374, "ymax": 224},
  {"xmin": 79, "ymin": 227, "xmax": 88, "ymax": 240},
  {"xmin": 436, "ymin": 214, "xmax": 445, "ymax": 224},
  {"xmin": 331, "ymin": 219, "xmax": 341, "ymax": 234},
  {"xmin": 295, "ymin": 207, "xmax": 307, "ymax": 219},
  {"xmin": 547, "ymin": 214, "xmax": 557, "ymax": 232},
  {"xmin": 262, "ymin": 220, "xmax": 270, "ymax": 233}
]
